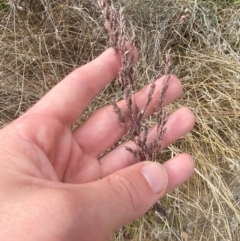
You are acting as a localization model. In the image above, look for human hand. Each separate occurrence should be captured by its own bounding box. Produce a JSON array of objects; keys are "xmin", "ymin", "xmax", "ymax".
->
[{"xmin": 0, "ymin": 47, "xmax": 195, "ymax": 241}]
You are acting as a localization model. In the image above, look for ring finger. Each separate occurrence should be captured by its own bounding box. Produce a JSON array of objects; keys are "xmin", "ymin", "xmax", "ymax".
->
[{"xmin": 99, "ymin": 107, "xmax": 195, "ymax": 177}]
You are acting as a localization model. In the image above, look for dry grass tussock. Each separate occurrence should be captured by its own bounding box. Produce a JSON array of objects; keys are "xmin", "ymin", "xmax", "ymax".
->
[{"xmin": 0, "ymin": 0, "xmax": 240, "ymax": 240}]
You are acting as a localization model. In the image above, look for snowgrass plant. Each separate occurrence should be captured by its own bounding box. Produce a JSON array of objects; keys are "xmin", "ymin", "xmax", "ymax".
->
[{"xmin": 0, "ymin": 0, "xmax": 240, "ymax": 240}]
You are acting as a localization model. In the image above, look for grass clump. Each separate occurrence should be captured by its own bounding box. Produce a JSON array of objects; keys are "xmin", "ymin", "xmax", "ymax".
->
[{"xmin": 0, "ymin": 0, "xmax": 240, "ymax": 240}]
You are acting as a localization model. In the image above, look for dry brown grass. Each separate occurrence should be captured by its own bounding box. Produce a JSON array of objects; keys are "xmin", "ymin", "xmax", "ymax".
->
[{"xmin": 1, "ymin": 0, "xmax": 240, "ymax": 240}]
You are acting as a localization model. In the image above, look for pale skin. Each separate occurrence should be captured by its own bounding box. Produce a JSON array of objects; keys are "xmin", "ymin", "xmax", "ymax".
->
[{"xmin": 0, "ymin": 47, "xmax": 195, "ymax": 241}]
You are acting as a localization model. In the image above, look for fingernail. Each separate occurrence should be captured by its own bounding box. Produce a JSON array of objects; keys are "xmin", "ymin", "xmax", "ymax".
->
[{"xmin": 141, "ymin": 163, "xmax": 167, "ymax": 193}]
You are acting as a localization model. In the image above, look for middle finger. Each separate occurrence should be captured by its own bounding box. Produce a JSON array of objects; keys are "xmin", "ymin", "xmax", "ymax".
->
[{"xmin": 73, "ymin": 75, "xmax": 182, "ymax": 156}]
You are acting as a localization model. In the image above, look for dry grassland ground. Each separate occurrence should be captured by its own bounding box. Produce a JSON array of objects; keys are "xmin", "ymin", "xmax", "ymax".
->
[{"xmin": 0, "ymin": 0, "xmax": 240, "ymax": 240}]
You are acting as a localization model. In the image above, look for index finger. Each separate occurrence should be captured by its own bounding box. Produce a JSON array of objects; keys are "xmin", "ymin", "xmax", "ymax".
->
[{"xmin": 25, "ymin": 47, "xmax": 135, "ymax": 126}]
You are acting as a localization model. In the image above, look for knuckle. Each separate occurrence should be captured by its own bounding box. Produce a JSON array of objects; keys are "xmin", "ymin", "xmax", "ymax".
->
[{"xmin": 109, "ymin": 172, "xmax": 143, "ymax": 213}]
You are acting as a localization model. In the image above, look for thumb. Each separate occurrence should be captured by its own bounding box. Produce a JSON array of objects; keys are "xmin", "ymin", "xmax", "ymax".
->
[{"xmin": 76, "ymin": 161, "xmax": 168, "ymax": 240}]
